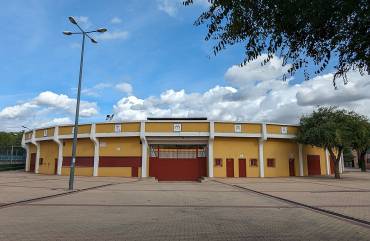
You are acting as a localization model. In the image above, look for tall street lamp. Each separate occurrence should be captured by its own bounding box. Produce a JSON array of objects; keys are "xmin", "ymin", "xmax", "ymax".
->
[{"xmin": 64, "ymin": 16, "xmax": 107, "ymax": 190}]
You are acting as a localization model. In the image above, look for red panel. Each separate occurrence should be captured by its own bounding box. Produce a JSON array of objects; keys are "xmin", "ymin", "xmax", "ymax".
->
[
  {"xmin": 131, "ymin": 167, "xmax": 139, "ymax": 177},
  {"xmin": 307, "ymin": 155, "xmax": 321, "ymax": 175},
  {"xmin": 30, "ymin": 153, "xmax": 36, "ymax": 172},
  {"xmin": 238, "ymin": 159, "xmax": 246, "ymax": 177},
  {"xmin": 99, "ymin": 156, "xmax": 141, "ymax": 167},
  {"xmin": 151, "ymin": 157, "xmax": 206, "ymax": 181},
  {"xmin": 54, "ymin": 158, "xmax": 58, "ymax": 175},
  {"xmin": 226, "ymin": 159, "xmax": 234, "ymax": 177},
  {"xmin": 63, "ymin": 157, "xmax": 94, "ymax": 167},
  {"xmin": 289, "ymin": 158, "xmax": 295, "ymax": 176}
]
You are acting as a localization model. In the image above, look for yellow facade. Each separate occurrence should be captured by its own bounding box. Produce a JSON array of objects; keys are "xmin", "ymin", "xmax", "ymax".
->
[
  {"xmin": 145, "ymin": 122, "xmax": 209, "ymax": 132},
  {"xmin": 62, "ymin": 138, "xmax": 94, "ymax": 156},
  {"xmin": 215, "ymin": 123, "xmax": 261, "ymax": 133},
  {"xmin": 263, "ymin": 139, "xmax": 299, "ymax": 177},
  {"xmin": 123, "ymin": 123, "xmax": 140, "ymax": 132},
  {"xmin": 213, "ymin": 137, "xmax": 259, "ymax": 177},
  {"xmin": 61, "ymin": 167, "xmax": 93, "ymax": 176},
  {"xmin": 303, "ymin": 145, "xmax": 327, "ymax": 175},
  {"xmin": 39, "ymin": 140, "xmax": 58, "ymax": 175},
  {"xmin": 99, "ymin": 167, "xmax": 132, "ymax": 177},
  {"xmin": 59, "ymin": 124, "xmax": 91, "ymax": 135},
  {"xmin": 99, "ymin": 137, "xmax": 141, "ymax": 156},
  {"xmin": 35, "ymin": 127, "xmax": 55, "ymax": 138},
  {"xmin": 266, "ymin": 124, "xmax": 298, "ymax": 135}
]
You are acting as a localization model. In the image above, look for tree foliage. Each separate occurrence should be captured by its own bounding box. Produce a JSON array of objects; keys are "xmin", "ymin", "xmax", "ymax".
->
[
  {"xmin": 0, "ymin": 132, "xmax": 23, "ymax": 148},
  {"xmin": 348, "ymin": 115, "xmax": 370, "ymax": 171},
  {"xmin": 297, "ymin": 107, "xmax": 369, "ymax": 178},
  {"xmin": 185, "ymin": 0, "xmax": 370, "ymax": 86}
]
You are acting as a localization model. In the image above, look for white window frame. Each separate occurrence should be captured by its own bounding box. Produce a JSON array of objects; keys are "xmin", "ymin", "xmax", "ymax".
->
[
  {"xmin": 173, "ymin": 123, "xmax": 182, "ymax": 132},
  {"xmin": 234, "ymin": 124, "xmax": 242, "ymax": 133},
  {"xmin": 114, "ymin": 124, "xmax": 122, "ymax": 133},
  {"xmin": 281, "ymin": 126, "xmax": 288, "ymax": 134}
]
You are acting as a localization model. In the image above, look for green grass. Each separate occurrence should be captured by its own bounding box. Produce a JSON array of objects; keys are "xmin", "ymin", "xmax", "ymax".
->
[{"xmin": 0, "ymin": 164, "xmax": 25, "ymax": 171}]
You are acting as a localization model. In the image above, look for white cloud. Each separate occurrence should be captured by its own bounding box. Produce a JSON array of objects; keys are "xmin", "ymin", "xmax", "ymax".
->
[
  {"xmin": 0, "ymin": 91, "xmax": 99, "ymax": 131},
  {"xmin": 115, "ymin": 82, "xmax": 133, "ymax": 95},
  {"xmin": 95, "ymin": 31, "xmax": 129, "ymax": 41},
  {"xmin": 82, "ymin": 83, "xmax": 112, "ymax": 97},
  {"xmin": 157, "ymin": 0, "xmax": 179, "ymax": 17},
  {"xmin": 112, "ymin": 56, "xmax": 370, "ymax": 123},
  {"xmin": 110, "ymin": 17, "xmax": 122, "ymax": 24}
]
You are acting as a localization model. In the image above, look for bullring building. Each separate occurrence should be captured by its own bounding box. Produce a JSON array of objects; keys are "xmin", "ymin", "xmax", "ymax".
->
[{"xmin": 22, "ymin": 118, "xmax": 343, "ymax": 180}]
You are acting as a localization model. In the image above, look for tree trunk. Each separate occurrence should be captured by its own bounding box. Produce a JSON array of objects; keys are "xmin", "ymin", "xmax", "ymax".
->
[
  {"xmin": 359, "ymin": 150, "xmax": 367, "ymax": 172},
  {"xmin": 328, "ymin": 148, "xmax": 342, "ymax": 179}
]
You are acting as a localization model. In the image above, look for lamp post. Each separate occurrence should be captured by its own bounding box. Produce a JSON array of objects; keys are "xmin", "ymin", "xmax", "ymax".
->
[{"xmin": 64, "ymin": 16, "xmax": 107, "ymax": 190}]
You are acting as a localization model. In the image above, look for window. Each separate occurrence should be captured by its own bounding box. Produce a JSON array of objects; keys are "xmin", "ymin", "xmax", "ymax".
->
[
  {"xmin": 250, "ymin": 158, "xmax": 258, "ymax": 167},
  {"xmin": 234, "ymin": 124, "xmax": 242, "ymax": 133},
  {"xmin": 43, "ymin": 129, "xmax": 48, "ymax": 137},
  {"xmin": 214, "ymin": 158, "xmax": 223, "ymax": 167},
  {"xmin": 39, "ymin": 158, "xmax": 44, "ymax": 165},
  {"xmin": 114, "ymin": 124, "xmax": 122, "ymax": 133},
  {"xmin": 267, "ymin": 158, "xmax": 276, "ymax": 167},
  {"xmin": 281, "ymin": 126, "xmax": 288, "ymax": 134},
  {"xmin": 367, "ymin": 158, "xmax": 370, "ymax": 164},
  {"xmin": 173, "ymin": 123, "xmax": 181, "ymax": 132}
]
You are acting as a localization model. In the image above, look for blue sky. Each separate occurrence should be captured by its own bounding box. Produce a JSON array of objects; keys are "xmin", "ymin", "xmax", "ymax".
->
[{"xmin": 0, "ymin": 0, "xmax": 369, "ymax": 131}]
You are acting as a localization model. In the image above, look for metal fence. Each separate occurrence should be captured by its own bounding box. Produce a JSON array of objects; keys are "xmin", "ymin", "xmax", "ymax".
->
[{"xmin": 0, "ymin": 146, "xmax": 26, "ymax": 165}]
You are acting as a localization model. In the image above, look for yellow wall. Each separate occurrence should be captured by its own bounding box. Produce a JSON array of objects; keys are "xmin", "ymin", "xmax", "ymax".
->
[
  {"xmin": 62, "ymin": 138, "xmax": 94, "ymax": 156},
  {"xmin": 215, "ymin": 123, "xmax": 262, "ymax": 133},
  {"xmin": 59, "ymin": 125, "xmax": 91, "ymax": 135},
  {"xmin": 145, "ymin": 122, "xmax": 209, "ymax": 132},
  {"xmin": 38, "ymin": 140, "xmax": 58, "ymax": 175},
  {"xmin": 99, "ymin": 167, "xmax": 132, "ymax": 177},
  {"xmin": 35, "ymin": 127, "xmax": 55, "ymax": 138},
  {"xmin": 266, "ymin": 125, "xmax": 298, "ymax": 135},
  {"xmin": 303, "ymin": 145, "xmax": 327, "ymax": 175},
  {"xmin": 99, "ymin": 137, "xmax": 141, "ymax": 156},
  {"xmin": 96, "ymin": 123, "xmax": 114, "ymax": 133},
  {"xmin": 263, "ymin": 139, "xmax": 299, "ymax": 177},
  {"xmin": 61, "ymin": 167, "xmax": 93, "ymax": 176},
  {"xmin": 213, "ymin": 137, "xmax": 259, "ymax": 177},
  {"xmin": 123, "ymin": 123, "xmax": 140, "ymax": 132}
]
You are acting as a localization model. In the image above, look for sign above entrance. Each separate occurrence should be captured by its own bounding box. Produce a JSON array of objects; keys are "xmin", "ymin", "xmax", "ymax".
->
[{"xmin": 173, "ymin": 123, "xmax": 181, "ymax": 132}]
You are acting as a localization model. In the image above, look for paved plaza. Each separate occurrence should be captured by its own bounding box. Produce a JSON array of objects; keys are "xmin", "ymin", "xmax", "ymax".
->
[{"xmin": 0, "ymin": 171, "xmax": 370, "ymax": 241}]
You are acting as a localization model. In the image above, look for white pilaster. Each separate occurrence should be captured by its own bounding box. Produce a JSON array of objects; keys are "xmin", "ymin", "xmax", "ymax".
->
[
  {"xmin": 30, "ymin": 130, "xmax": 40, "ymax": 174},
  {"xmin": 140, "ymin": 121, "xmax": 147, "ymax": 178},
  {"xmin": 258, "ymin": 138, "xmax": 264, "ymax": 177},
  {"xmin": 325, "ymin": 148, "xmax": 331, "ymax": 175},
  {"xmin": 21, "ymin": 133, "xmax": 30, "ymax": 172},
  {"xmin": 53, "ymin": 126, "xmax": 63, "ymax": 175},
  {"xmin": 298, "ymin": 144, "xmax": 303, "ymax": 176},
  {"xmin": 90, "ymin": 124, "xmax": 100, "ymax": 177},
  {"xmin": 339, "ymin": 151, "xmax": 344, "ymax": 174},
  {"xmin": 262, "ymin": 123, "xmax": 267, "ymax": 141},
  {"xmin": 208, "ymin": 121, "xmax": 215, "ymax": 177}
]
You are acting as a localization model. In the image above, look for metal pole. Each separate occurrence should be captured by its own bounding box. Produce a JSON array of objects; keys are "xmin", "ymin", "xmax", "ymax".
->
[
  {"xmin": 69, "ymin": 33, "xmax": 85, "ymax": 190},
  {"xmin": 10, "ymin": 145, "xmax": 13, "ymax": 165}
]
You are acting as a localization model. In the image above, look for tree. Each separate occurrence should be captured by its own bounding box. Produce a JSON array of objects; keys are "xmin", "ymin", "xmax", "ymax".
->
[
  {"xmin": 0, "ymin": 132, "xmax": 23, "ymax": 148},
  {"xmin": 296, "ymin": 107, "xmax": 364, "ymax": 179},
  {"xmin": 185, "ymin": 0, "xmax": 370, "ymax": 86},
  {"xmin": 349, "ymin": 115, "xmax": 370, "ymax": 171}
]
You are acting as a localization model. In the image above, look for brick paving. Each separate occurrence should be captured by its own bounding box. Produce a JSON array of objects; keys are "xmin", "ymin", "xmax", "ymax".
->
[{"xmin": 0, "ymin": 171, "xmax": 370, "ymax": 240}]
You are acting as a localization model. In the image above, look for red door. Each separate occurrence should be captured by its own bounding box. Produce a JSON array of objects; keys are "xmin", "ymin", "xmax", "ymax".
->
[
  {"xmin": 307, "ymin": 155, "xmax": 321, "ymax": 175},
  {"xmin": 289, "ymin": 158, "xmax": 295, "ymax": 176},
  {"xmin": 54, "ymin": 158, "xmax": 58, "ymax": 175},
  {"xmin": 226, "ymin": 159, "xmax": 234, "ymax": 177},
  {"xmin": 30, "ymin": 153, "xmax": 36, "ymax": 172},
  {"xmin": 238, "ymin": 159, "xmax": 246, "ymax": 177}
]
